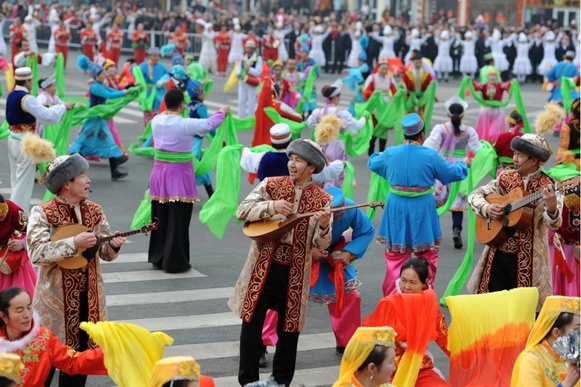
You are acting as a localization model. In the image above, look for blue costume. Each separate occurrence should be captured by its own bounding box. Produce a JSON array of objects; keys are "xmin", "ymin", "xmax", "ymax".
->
[
  {"xmin": 546, "ymin": 60, "xmax": 579, "ymax": 102},
  {"xmin": 68, "ymin": 82, "xmax": 126, "ymax": 159},
  {"xmin": 189, "ymin": 99, "xmax": 215, "ymax": 187},
  {"xmin": 138, "ymin": 61, "xmax": 170, "ymax": 111},
  {"xmin": 368, "ymin": 144, "xmax": 467, "ymax": 252},
  {"xmin": 297, "ymin": 55, "xmax": 318, "ymax": 113},
  {"xmin": 344, "ymin": 52, "xmax": 370, "ymax": 116}
]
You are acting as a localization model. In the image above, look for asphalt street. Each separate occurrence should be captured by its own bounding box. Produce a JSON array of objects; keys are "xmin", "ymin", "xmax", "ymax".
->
[{"xmin": 0, "ymin": 54, "xmax": 563, "ymax": 387}]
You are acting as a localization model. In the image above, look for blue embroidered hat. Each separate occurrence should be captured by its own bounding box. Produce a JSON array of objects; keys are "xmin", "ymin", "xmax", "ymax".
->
[
  {"xmin": 300, "ymin": 44, "xmax": 310, "ymax": 53},
  {"xmin": 325, "ymin": 187, "xmax": 344, "ymax": 208},
  {"xmin": 186, "ymin": 79, "xmax": 205, "ymax": 100},
  {"xmin": 401, "ymin": 113, "xmax": 424, "ymax": 136}
]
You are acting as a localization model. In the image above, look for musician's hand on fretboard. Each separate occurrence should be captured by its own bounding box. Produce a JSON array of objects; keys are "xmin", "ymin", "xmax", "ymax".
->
[
  {"xmin": 109, "ymin": 232, "xmax": 126, "ymax": 249},
  {"xmin": 542, "ymin": 185, "xmax": 557, "ymax": 214}
]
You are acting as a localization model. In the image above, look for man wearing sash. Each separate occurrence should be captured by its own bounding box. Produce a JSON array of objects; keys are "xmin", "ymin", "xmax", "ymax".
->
[
  {"xmin": 6, "ymin": 67, "xmax": 73, "ymax": 212},
  {"xmin": 368, "ymin": 113, "xmax": 468, "ymax": 296},
  {"xmin": 401, "ymin": 51, "xmax": 433, "ymax": 119},
  {"xmin": 147, "ymin": 89, "xmax": 228, "ymax": 273},
  {"xmin": 468, "ymin": 133, "xmax": 562, "ymax": 312},
  {"xmin": 236, "ymin": 40, "xmax": 263, "ymax": 118},
  {"xmin": 27, "ymin": 154, "xmax": 126, "ymax": 387},
  {"xmin": 230, "ymin": 139, "xmax": 332, "ymax": 386}
]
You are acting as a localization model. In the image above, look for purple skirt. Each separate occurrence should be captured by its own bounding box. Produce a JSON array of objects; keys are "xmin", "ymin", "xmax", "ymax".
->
[{"xmin": 149, "ymin": 160, "xmax": 199, "ymax": 203}]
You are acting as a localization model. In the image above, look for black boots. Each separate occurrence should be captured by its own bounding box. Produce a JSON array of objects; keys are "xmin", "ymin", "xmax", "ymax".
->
[
  {"xmin": 109, "ymin": 157, "xmax": 128, "ymax": 181},
  {"xmin": 453, "ymin": 227, "xmax": 463, "ymax": 249}
]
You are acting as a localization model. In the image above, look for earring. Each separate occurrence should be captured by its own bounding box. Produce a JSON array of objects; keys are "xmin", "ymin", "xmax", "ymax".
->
[{"xmin": 370, "ymin": 374, "xmax": 374, "ymax": 381}]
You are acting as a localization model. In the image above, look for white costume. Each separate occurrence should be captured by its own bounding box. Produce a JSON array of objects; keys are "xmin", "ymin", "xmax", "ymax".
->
[
  {"xmin": 236, "ymin": 51, "xmax": 263, "ymax": 118},
  {"xmin": 306, "ymin": 104, "xmax": 365, "ymax": 135},
  {"xmin": 47, "ymin": 8, "xmax": 59, "ymax": 53},
  {"xmin": 458, "ymin": 32, "xmax": 478, "ymax": 77},
  {"xmin": 433, "ymin": 31, "xmax": 453, "ymax": 80},
  {"xmin": 370, "ymin": 27, "xmax": 397, "ymax": 58},
  {"xmin": 513, "ymin": 33, "xmax": 534, "ymax": 82},
  {"xmin": 23, "ymin": 17, "xmax": 41, "ymax": 53},
  {"xmin": 537, "ymin": 31, "xmax": 560, "ymax": 75},
  {"xmin": 486, "ymin": 30, "xmax": 513, "ymax": 72},
  {"xmin": 36, "ymin": 84, "xmax": 64, "ymax": 137},
  {"xmin": 7, "ymin": 82, "xmax": 66, "ymax": 212},
  {"xmin": 347, "ymin": 30, "xmax": 364, "ymax": 68},
  {"xmin": 228, "ymin": 30, "xmax": 247, "ymax": 64},
  {"xmin": 363, "ymin": 73, "xmax": 397, "ymax": 103},
  {"xmin": 309, "ymin": 26, "xmax": 331, "ymax": 67},
  {"xmin": 199, "ymin": 25, "xmax": 217, "ymax": 74},
  {"xmin": 404, "ymin": 30, "xmax": 427, "ymax": 63},
  {"xmin": 274, "ymin": 27, "xmax": 291, "ymax": 62}
]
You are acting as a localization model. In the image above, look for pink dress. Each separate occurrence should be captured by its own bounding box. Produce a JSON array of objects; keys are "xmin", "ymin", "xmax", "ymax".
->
[
  {"xmin": 0, "ymin": 200, "xmax": 37, "ymax": 298},
  {"xmin": 473, "ymin": 81, "xmax": 510, "ymax": 143}
]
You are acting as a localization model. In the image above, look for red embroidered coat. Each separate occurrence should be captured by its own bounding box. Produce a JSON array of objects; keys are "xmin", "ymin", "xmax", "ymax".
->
[
  {"xmin": 228, "ymin": 177, "xmax": 332, "ymax": 332},
  {"xmin": 106, "ymin": 30, "xmax": 123, "ymax": 49},
  {"xmin": 0, "ymin": 313, "xmax": 107, "ymax": 387},
  {"xmin": 80, "ymin": 28, "xmax": 98, "ymax": 46},
  {"xmin": 467, "ymin": 169, "xmax": 563, "ymax": 311},
  {"xmin": 401, "ymin": 68, "xmax": 432, "ymax": 94},
  {"xmin": 26, "ymin": 198, "xmax": 120, "ymax": 348}
]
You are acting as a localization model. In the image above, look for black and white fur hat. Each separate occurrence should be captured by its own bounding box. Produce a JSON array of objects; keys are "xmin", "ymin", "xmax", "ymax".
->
[
  {"xmin": 286, "ymin": 139, "xmax": 327, "ymax": 174},
  {"xmin": 40, "ymin": 154, "xmax": 89, "ymax": 194}
]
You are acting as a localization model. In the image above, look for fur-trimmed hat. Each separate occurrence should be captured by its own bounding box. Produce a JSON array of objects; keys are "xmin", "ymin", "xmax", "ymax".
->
[
  {"xmin": 286, "ymin": 139, "xmax": 327, "ymax": 174},
  {"xmin": 511, "ymin": 134, "xmax": 552, "ymax": 162},
  {"xmin": 40, "ymin": 154, "xmax": 89, "ymax": 194}
]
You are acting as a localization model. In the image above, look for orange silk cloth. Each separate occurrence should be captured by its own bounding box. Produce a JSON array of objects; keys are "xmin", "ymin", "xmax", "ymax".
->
[{"xmin": 363, "ymin": 289, "xmax": 446, "ymax": 387}]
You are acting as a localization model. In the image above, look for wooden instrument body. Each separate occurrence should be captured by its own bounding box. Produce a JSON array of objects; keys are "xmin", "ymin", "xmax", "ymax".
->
[
  {"xmin": 243, "ymin": 215, "xmax": 303, "ymax": 244},
  {"xmin": 475, "ymin": 187, "xmax": 534, "ymax": 246},
  {"xmin": 51, "ymin": 224, "xmax": 97, "ymax": 270}
]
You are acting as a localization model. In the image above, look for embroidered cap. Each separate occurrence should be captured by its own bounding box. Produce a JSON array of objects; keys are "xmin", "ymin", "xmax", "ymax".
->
[
  {"xmin": 0, "ymin": 353, "xmax": 23, "ymax": 383},
  {"xmin": 270, "ymin": 123, "xmax": 292, "ymax": 144},
  {"xmin": 149, "ymin": 356, "xmax": 200, "ymax": 387},
  {"xmin": 402, "ymin": 113, "xmax": 424, "ymax": 136},
  {"xmin": 244, "ymin": 39, "xmax": 256, "ymax": 48},
  {"xmin": 14, "ymin": 67, "xmax": 33, "ymax": 81}
]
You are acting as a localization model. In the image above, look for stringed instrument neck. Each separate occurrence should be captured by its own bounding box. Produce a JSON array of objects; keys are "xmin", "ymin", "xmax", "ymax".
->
[
  {"xmin": 295, "ymin": 202, "xmax": 383, "ymax": 219},
  {"xmin": 97, "ymin": 229, "xmax": 145, "ymax": 244},
  {"xmin": 507, "ymin": 179, "xmax": 572, "ymax": 213}
]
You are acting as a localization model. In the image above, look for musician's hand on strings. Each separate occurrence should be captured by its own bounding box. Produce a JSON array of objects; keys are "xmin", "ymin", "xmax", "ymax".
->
[
  {"xmin": 311, "ymin": 248, "xmax": 328, "ymax": 260},
  {"xmin": 543, "ymin": 184, "xmax": 558, "ymax": 215},
  {"xmin": 486, "ymin": 204, "xmax": 504, "ymax": 220},
  {"xmin": 74, "ymin": 232, "xmax": 97, "ymax": 249},
  {"xmin": 109, "ymin": 232, "xmax": 126, "ymax": 249},
  {"xmin": 274, "ymin": 200, "xmax": 293, "ymax": 216},
  {"xmin": 7, "ymin": 239, "xmax": 24, "ymax": 252},
  {"xmin": 314, "ymin": 209, "xmax": 332, "ymax": 229}
]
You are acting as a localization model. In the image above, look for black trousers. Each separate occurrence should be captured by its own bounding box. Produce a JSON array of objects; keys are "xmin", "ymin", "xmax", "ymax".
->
[
  {"xmin": 488, "ymin": 252, "xmax": 518, "ymax": 292},
  {"xmin": 368, "ymin": 136, "xmax": 387, "ymax": 156},
  {"xmin": 148, "ymin": 201, "xmax": 193, "ymax": 273},
  {"xmin": 45, "ymin": 291, "xmax": 89, "ymax": 387},
  {"xmin": 238, "ymin": 263, "xmax": 300, "ymax": 387}
]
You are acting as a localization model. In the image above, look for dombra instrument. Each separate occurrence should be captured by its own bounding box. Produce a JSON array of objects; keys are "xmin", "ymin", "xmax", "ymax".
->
[
  {"xmin": 51, "ymin": 222, "xmax": 158, "ymax": 269},
  {"xmin": 475, "ymin": 176, "xmax": 579, "ymax": 247},
  {"xmin": 243, "ymin": 202, "xmax": 384, "ymax": 243}
]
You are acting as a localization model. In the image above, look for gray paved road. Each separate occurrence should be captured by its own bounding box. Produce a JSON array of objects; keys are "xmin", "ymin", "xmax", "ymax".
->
[{"xmin": 0, "ymin": 53, "xmax": 562, "ymax": 386}]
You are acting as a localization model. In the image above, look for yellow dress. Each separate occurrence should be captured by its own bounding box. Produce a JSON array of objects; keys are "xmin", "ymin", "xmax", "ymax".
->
[{"xmin": 514, "ymin": 341, "xmax": 580, "ymax": 387}]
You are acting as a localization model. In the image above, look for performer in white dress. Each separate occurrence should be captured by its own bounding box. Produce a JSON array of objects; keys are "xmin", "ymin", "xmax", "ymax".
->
[
  {"xmin": 433, "ymin": 30, "xmax": 453, "ymax": 82},
  {"xmin": 370, "ymin": 25, "xmax": 397, "ymax": 59},
  {"xmin": 22, "ymin": 16, "xmax": 41, "ymax": 53},
  {"xmin": 486, "ymin": 29, "xmax": 513, "ymax": 73},
  {"xmin": 46, "ymin": 6, "xmax": 59, "ymax": 53},
  {"xmin": 404, "ymin": 28, "xmax": 427, "ymax": 64},
  {"xmin": 199, "ymin": 23, "xmax": 217, "ymax": 74},
  {"xmin": 0, "ymin": 14, "xmax": 6, "ymax": 56},
  {"xmin": 458, "ymin": 31, "xmax": 478, "ymax": 79},
  {"xmin": 228, "ymin": 24, "xmax": 247, "ymax": 64},
  {"xmin": 274, "ymin": 21, "xmax": 291, "ymax": 62},
  {"xmin": 36, "ymin": 75, "xmax": 64, "ymax": 138},
  {"xmin": 513, "ymin": 32, "xmax": 534, "ymax": 82},
  {"xmin": 537, "ymin": 30, "xmax": 560, "ymax": 75},
  {"xmin": 347, "ymin": 23, "xmax": 365, "ymax": 68},
  {"xmin": 309, "ymin": 25, "xmax": 331, "ymax": 67}
]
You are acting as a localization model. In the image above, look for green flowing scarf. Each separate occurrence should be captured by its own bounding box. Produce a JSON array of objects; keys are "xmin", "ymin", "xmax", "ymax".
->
[
  {"xmin": 130, "ymin": 189, "xmax": 153, "ymax": 230},
  {"xmin": 0, "ymin": 78, "xmax": 3, "ymax": 97},
  {"xmin": 0, "ymin": 121, "xmax": 7, "ymax": 140},
  {"xmin": 366, "ymin": 171, "xmax": 390, "ymax": 220},
  {"xmin": 342, "ymin": 111, "xmax": 373, "ymax": 157},
  {"xmin": 295, "ymin": 65, "xmax": 319, "ymax": 114},
  {"xmin": 70, "ymin": 87, "xmax": 141, "ymax": 126},
  {"xmin": 354, "ymin": 89, "xmax": 407, "ymax": 143},
  {"xmin": 199, "ymin": 144, "xmax": 274, "ymax": 239},
  {"xmin": 26, "ymin": 55, "xmax": 39, "ymax": 97},
  {"xmin": 457, "ymin": 77, "xmax": 531, "ymax": 134},
  {"xmin": 55, "ymin": 53, "xmax": 66, "ymax": 98},
  {"xmin": 39, "ymin": 108, "xmax": 78, "ymax": 201},
  {"xmin": 404, "ymin": 81, "xmax": 437, "ymax": 132},
  {"xmin": 132, "ymin": 65, "xmax": 156, "ymax": 112},
  {"xmin": 341, "ymin": 161, "xmax": 355, "ymax": 199},
  {"xmin": 561, "ymin": 76, "xmax": 577, "ymax": 113},
  {"xmin": 544, "ymin": 164, "xmax": 581, "ymax": 181},
  {"xmin": 263, "ymin": 107, "xmax": 306, "ymax": 140}
]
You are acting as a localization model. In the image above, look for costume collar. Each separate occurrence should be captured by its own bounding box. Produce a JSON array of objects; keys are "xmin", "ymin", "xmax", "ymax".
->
[
  {"xmin": 0, "ymin": 311, "xmax": 41, "ymax": 353},
  {"xmin": 521, "ymin": 168, "xmax": 542, "ymax": 180},
  {"xmin": 14, "ymin": 85, "xmax": 29, "ymax": 93},
  {"xmin": 292, "ymin": 179, "xmax": 313, "ymax": 188}
]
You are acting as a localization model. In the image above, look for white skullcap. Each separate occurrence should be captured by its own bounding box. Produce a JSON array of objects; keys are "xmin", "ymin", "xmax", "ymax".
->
[
  {"xmin": 445, "ymin": 95, "xmax": 468, "ymax": 115},
  {"xmin": 40, "ymin": 75, "xmax": 56, "ymax": 89},
  {"xmin": 14, "ymin": 67, "xmax": 32, "ymax": 80},
  {"xmin": 244, "ymin": 39, "xmax": 256, "ymax": 48},
  {"xmin": 270, "ymin": 123, "xmax": 292, "ymax": 144}
]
